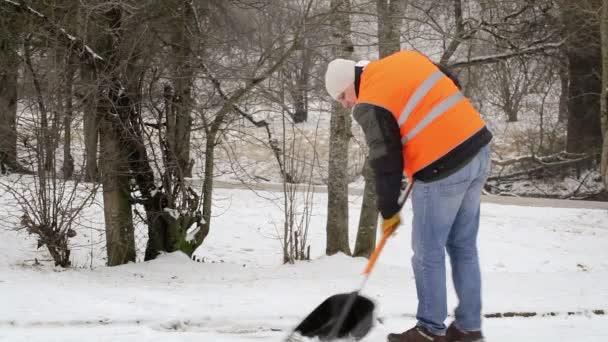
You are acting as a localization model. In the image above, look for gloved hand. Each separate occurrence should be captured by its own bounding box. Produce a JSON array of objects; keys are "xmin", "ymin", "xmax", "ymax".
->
[{"xmin": 382, "ymin": 212, "xmax": 401, "ymax": 237}]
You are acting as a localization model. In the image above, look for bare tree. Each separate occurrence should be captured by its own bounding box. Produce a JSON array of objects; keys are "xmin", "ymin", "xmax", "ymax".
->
[
  {"xmin": 191, "ymin": 0, "xmax": 315, "ymax": 253},
  {"xmin": 95, "ymin": 6, "xmax": 139, "ymax": 265},
  {"xmin": 279, "ymin": 113, "xmax": 317, "ymax": 264},
  {"xmin": 283, "ymin": 37, "xmax": 313, "ymax": 124},
  {"xmin": 1, "ymin": 171, "xmax": 97, "ymax": 267},
  {"xmin": 325, "ymin": 0, "xmax": 352, "ymax": 256},
  {"xmin": 0, "ymin": 0, "xmax": 318, "ymax": 266},
  {"xmin": 486, "ymin": 58, "xmax": 551, "ymax": 122},
  {"xmin": 0, "ymin": 1, "xmax": 97, "ymax": 267},
  {"xmin": 139, "ymin": 0, "xmax": 201, "ymax": 260}
]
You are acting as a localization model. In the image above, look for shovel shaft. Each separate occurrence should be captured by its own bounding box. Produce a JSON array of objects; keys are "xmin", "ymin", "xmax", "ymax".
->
[{"xmin": 362, "ymin": 231, "xmax": 389, "ymax": 276}]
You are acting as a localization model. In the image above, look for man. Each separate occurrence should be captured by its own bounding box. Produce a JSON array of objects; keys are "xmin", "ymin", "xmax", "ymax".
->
[{"xmin": 324, "ymin": 51, "xmax": 491, "ymax": 342}]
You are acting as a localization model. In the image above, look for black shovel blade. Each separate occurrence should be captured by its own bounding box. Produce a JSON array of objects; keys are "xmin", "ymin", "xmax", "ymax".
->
[{"xmin": 294, "ymin": 293, "xmax": 375, "ymax": 341}]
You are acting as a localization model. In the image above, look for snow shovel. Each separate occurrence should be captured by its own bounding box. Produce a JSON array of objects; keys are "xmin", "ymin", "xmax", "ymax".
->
[{"xmin": 284, "ymin": 182, "xmax": 414, "ymax": 341}]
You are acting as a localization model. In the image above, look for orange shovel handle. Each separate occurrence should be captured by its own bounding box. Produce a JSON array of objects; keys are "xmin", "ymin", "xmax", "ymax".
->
[
  {"xmin": 363, "ymin": 229, "xmax": 391, "ymax": 275},
  {"xmin": 363, "ymin": 181, "xmax": 413, "ymax": 276}
]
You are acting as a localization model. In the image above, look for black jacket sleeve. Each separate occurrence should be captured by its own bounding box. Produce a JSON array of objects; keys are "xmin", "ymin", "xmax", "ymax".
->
[{"xmin": 352, "ymin": 103, "xmax": 403, "ymax": 219}]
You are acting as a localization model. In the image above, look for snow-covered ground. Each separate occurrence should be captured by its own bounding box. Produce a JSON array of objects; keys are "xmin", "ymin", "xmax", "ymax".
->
[{"xmin": 1, "ymin": 187, "xmax": 608, "ymax": 341}]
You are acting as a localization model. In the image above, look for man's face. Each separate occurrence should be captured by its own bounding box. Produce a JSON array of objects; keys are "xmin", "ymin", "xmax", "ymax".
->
[{"xmin": 337, "ymin": 84, "xmax": 357, "ymax": 109}]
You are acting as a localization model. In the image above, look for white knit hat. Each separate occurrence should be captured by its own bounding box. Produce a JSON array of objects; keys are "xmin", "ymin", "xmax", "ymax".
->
[{"xmin": 325, "ymin": 58, "xmax": 356, "ymax": 100}]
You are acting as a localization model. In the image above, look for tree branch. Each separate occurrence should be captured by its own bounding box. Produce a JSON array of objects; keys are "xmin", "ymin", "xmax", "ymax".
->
[
  {"xmin": 503, "ymin": 4, "xmax": 532, "ymax": 22},
  {"xmin": 448, "ymin": 41, "xmax": 563, "ymax": 69},
  {"xmin": 440, "ymin": 0, "xmax": 466, "ymax": 65},
  {"xmin": 1, "ymin": 0, "xmax": 103, "ymax": 64},
  {"xmin": 191, "ymin": 0, "xmax": 313, "ymax": 130},
  {"xmin": 488, "ymin": 152, "xmax": 596, "ymax": 182},
  {"xmin": 196, "ymin": 58, "xmax": 288, "ymax": 179}
]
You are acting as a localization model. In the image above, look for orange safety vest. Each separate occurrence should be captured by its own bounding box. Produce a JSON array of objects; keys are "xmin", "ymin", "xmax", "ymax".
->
[{"xmin": 356, "ymin": 51, "xmax": 486, "ymax": 180}]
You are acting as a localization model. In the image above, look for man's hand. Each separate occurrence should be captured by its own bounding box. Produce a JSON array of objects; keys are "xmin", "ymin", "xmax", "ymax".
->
[{"xmin": 382, "ymin": 213, "xmax": 401, "ymax": 237}]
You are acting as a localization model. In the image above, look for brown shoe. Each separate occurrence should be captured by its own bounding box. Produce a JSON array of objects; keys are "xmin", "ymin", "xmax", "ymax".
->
[
  {"xmin": 445, "ymin": 322, "xmax": 484, "ymax": 342},
  {"xmin": 387, "ymin": 326, "xmax": 447, "ymax": 342}
]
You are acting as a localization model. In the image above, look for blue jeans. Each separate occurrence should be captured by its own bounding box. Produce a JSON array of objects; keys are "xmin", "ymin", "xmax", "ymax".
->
[{"xmin": 411, "ymin": 144, "xmax": 490, "ymax": 335}]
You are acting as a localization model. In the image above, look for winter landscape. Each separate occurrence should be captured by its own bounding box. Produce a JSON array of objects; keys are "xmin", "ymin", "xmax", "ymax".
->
[{"xmin": 2, "ymin": 0, "xmax": 608, "ymax": 341}]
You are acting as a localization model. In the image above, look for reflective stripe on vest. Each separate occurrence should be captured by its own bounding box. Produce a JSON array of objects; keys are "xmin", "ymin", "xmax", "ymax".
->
[
  {"xmin": 401, "ymin": 92, "xmax": 464, "ymax": 144},
  {"xmin": 396, "ymin": 70, "xmax": 443, "ymax": 127},
  {"xmin": 397, "ymin": 72, "xmax": 464, "ymax": 145}
]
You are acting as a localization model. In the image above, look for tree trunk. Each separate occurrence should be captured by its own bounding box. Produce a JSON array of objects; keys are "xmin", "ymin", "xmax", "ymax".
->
[
  {"xmin": 81, "ymin": 62, "xmax": 99, "ymax": 182},
  {"xmin": 174, "ymin": 86, "xmax": 193, "ymax": 178},
  {"xmin": 77, "ymin": 4, "xmax": 100, "ymax": 182},
  {"xmin": 353, "ymin": 159, "xmax": 378, "ymax": 257},
  {"xmin": 97, "ymin": 6, "xmax": 141, "ymax": 265},
  {"xmin": 377, "ymin": 0, "xmax": 403, "ymax": 58},
  {"xmin": 326, "ymin": 101, "xmax": 352, "ymax": 256},
  {"xmin": 24, "ymin": 39, "xmax": 54, "ymax": 175},
  {"xmin": 440, "ymin": 0, "xmax": 464, "ymax": 65},
  {"xmin": 62, "ymin": 53, "xmax": 76, "ymax": 179},
  {"xmin": 602, "ymin": 129, "xmax": 608, "ymax": 190},
  {"xmin": 293, "ymin": 44, "xmax": 311, "ymax": 123},
  {"xmin": 601, "ymin": 0, "xmax": 608, "ymax": 189},
  {"xmin": 0, "ymin": 35, "xmax": 19, "ymax": 174},
  {"xmin": 325, "ymin": 0, "xmax": 353, "ymax": 256},
  {"xmin": 98, "ymin": 97, "xmax": 136, "ymax": 266},
  {"xmin": 563, "ymin": 1, "xmax": 603, "ymax": 157},
  {"xmin": 199, "ymin": 129, "xmax": 217, "ymax": 246},
  {"xmin": 171, "ymin": 2, "xmax": 194, "ymax": 179},
  {"xmin": 558, "ymin": 53, "xmax": 569, "ymax": 123}
]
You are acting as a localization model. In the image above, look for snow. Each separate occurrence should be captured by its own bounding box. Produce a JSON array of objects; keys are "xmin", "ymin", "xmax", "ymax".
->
[
  {"xmin": 1, "ymin": 1, "xmax": 604, "ymax": 339},
  {"xmin": 84, "ymin": 46, "xmax": 104, "ymax": 61},
  {"xmin": 59, "ymin": 28, "xmax": 76, "ymax": 41},
  {"xmin": 1, "ymin": 185, "xmax": 608, "ymax": 341},
  {"xmin": 163, "ymin": 208, "xmax": 180, "ymax": 220},
  {"xmin": 185, "ymin": 225, "xmax": 200, "ymax": 243}
]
